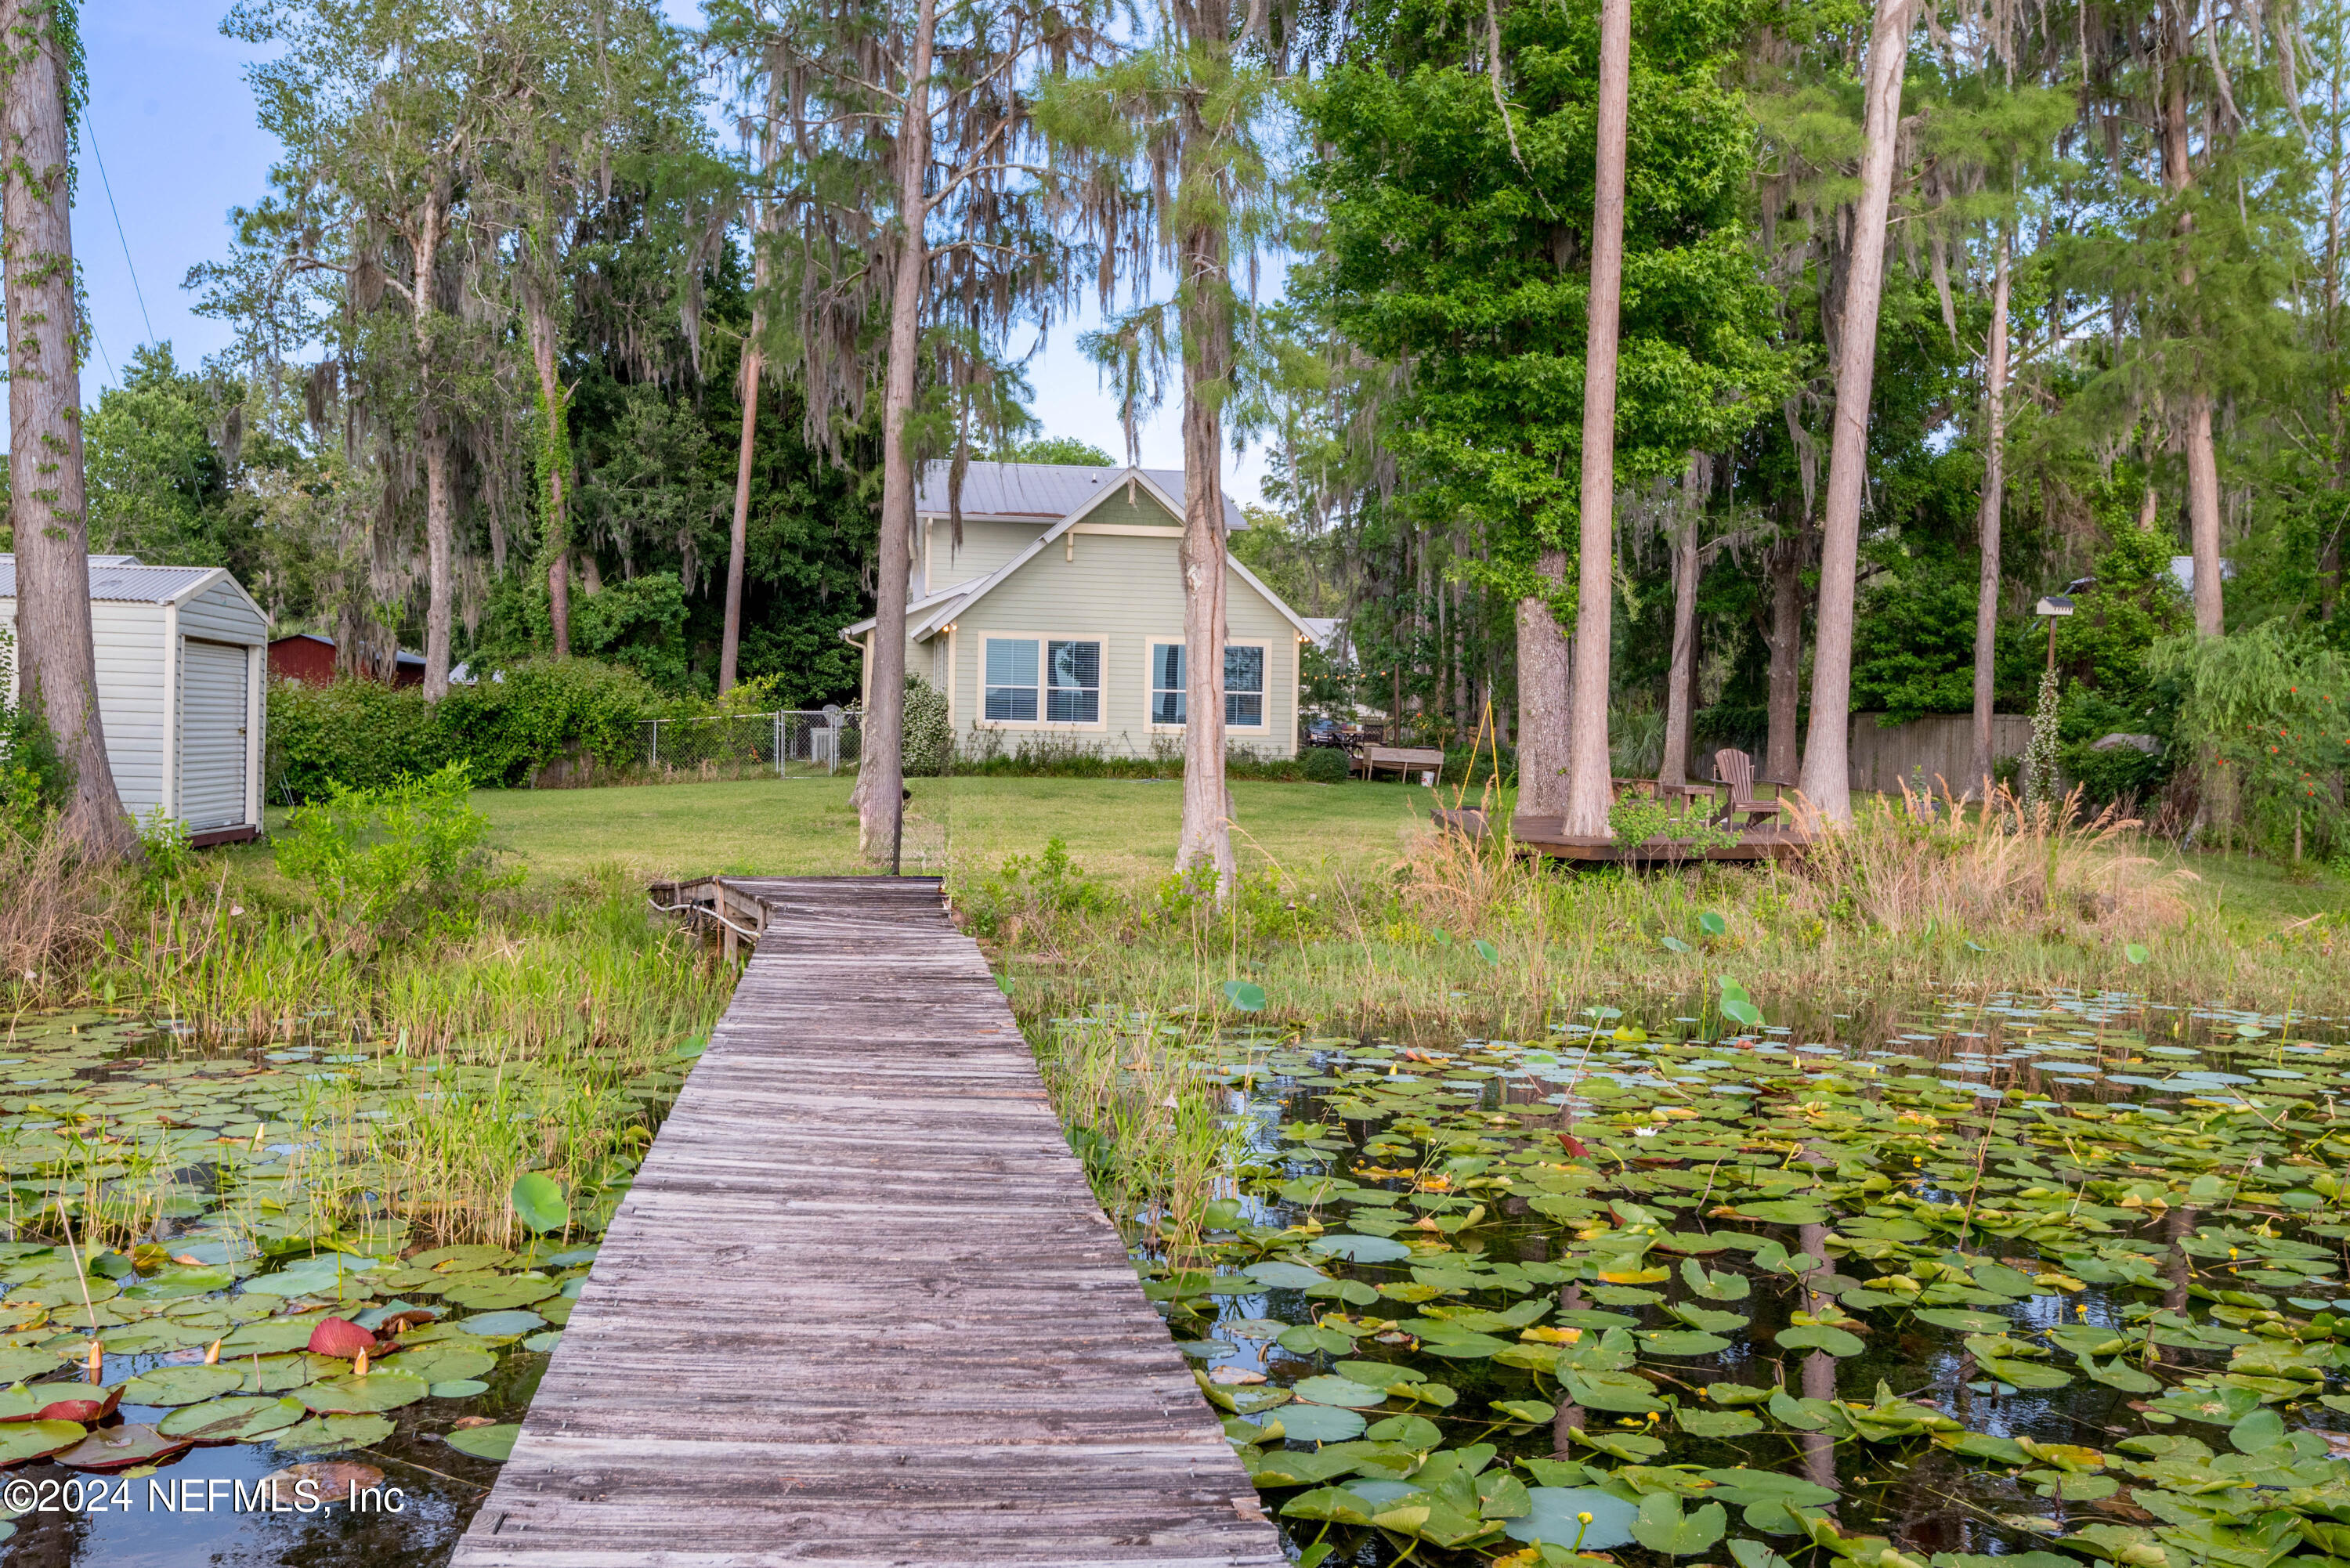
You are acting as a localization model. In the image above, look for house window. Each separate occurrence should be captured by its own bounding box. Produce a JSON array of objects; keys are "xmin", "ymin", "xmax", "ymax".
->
[
  {"xmin": 984, "ymin": 638, "xmax": 1038, "ymax": 721},
  {"xmin": 1046, "ymin": 640, "xmax": 1101, "ymax": 723},
  {"xmin": 1225, "ymin": 645, "xmax": 1265, "ymax": 728},
  {"xmin": 1151, "ymin": 643, "xmax": 1186, "ymax": 724},
  {"xmin": 1150, "ymin": 641, "xmax": 1268, "ymax": 727}
]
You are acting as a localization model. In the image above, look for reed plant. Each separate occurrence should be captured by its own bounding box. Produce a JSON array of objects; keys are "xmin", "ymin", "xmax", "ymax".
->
[{"xmin": 988, "ymin": 784, "xmax": 2335, "ymax": 1034}]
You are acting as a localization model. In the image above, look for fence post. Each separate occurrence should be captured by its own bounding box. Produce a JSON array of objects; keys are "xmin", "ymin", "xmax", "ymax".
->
[{"xmin": 648, "ymin": 720, "xmax": 659, "ymax": 770}]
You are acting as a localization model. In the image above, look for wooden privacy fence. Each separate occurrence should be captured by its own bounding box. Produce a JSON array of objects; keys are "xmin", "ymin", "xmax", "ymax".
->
[{"xmin": 1843, "ymin": 711, "xmax": 2034, "ymax": 797}]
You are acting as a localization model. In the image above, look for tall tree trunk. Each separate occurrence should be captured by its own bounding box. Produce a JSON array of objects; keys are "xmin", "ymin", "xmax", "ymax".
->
[
  {"xmin": 721, "ymin": 345, "xmax": 761, "ymax": 695},
  {"xmin": 413, "ymin": 187, "xmax": 454, "ymax": 702},
  {"xmin": 1172, "ymin": 11, "xmax": 1238, "ymax": 899},
  {"xmin": 1968, "ymin": 230, "xmax": 2010, "ymax": 799},
  {"xmin": 1562, "ymin": 0, "xmax": 1632, "ymax": 837},
  {"xmin": 423, "ymin": 427, "xmax": 454, "ymax": 699},
  {"xmin": 523, "ymin": 284, "xmax": 570, "ymax": 659},
  {"xmin": 1762, "ymin": 533, "xmax": 1805, "ymax": 784},
  {"xmin": 721, "ymin": 170, "xmax": 776, "ymax": 695},
  {"xmin": 1659, "ymin": 499, "xmax": 1700, "ymax": 789},
  {"xmin": 1516, "ymin": 551, "xmax": 1572, "ymax": 818},
  {"xmin": 0, "ymin": 0, "xmax": 134, "ymax": 856},
  {"xmin": 1798, "ymin": 0, "xmax": 1912, "ymax": 822},
  {"xmin": 2160, "ymin": 25, "xmax": 2223, "ymax": 637},
  {"xmin": 854, "ymin": 0, "xmax": 934, "ymax": 859}
]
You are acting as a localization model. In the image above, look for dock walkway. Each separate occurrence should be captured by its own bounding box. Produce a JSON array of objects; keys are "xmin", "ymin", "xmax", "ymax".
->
[{"xmin": 452, "ymin": 876, "xmax": 1281, "ymax": 1567}]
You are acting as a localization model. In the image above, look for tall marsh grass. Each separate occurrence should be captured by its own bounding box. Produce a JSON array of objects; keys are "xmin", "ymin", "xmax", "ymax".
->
[{"xmin": 987, "ymin": 785, "xmax": 2320, "ymax": 1033}]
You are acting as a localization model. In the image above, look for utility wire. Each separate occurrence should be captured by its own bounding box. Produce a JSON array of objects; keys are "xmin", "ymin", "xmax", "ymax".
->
[{"xmin": 81, "ymin": 117, "xmax": 156, "ymax": 350}]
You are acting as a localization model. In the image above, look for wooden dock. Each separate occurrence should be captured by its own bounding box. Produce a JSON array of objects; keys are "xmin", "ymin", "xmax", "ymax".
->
[
  {"xmin": 1433, "ymin": 808, "xmax": 1816, "ymax": 865},
  {"xmin": 452, "ymin": 876, "xmax": 1282, "ymax": 1568}
]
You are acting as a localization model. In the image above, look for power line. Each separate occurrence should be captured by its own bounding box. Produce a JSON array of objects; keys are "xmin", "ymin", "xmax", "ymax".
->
[{"xmin": 81, "ymin": 117, "xmax": 155, "ymax": 352}]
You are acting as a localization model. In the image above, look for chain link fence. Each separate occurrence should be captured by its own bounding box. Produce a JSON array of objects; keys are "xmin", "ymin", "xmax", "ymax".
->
[{"xmin": 638, "ymin": 709, "xmax": 862, "ymax": 779}]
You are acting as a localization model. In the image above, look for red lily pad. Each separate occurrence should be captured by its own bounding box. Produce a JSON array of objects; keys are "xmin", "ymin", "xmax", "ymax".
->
[{"xmin": 52, "ymin": 1423, "xmax": 191, "ymax": 1472}]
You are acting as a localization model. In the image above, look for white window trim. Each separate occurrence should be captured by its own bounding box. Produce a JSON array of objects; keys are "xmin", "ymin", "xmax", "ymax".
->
[
  {"xmin": 1141, "ymin": 636, "xmax": 1272, "ymax": 731},
  {"xmin": 971, "ymin": 630, "xmax": 1108, "ymax": 732}
]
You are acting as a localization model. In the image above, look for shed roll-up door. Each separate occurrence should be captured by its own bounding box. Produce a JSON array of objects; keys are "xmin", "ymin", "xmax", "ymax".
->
[{"xmin": 179, "ymin": 639, "xmax": 250, "ymax": 831}]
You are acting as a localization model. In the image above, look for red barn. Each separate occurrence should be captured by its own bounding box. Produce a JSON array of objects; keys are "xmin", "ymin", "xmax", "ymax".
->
[{"xmin": 267, "ymin": 633, "xmax": 428, "ymax": 688}]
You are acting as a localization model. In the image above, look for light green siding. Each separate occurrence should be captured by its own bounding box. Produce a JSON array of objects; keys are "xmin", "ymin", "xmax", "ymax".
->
[
  {"xmin": 920, "ymin": 518, "xmax": 1047, "ymax": 592},
  {"xmin": 937, "ymin": 531, "xmax": 1297, "ymax": 759}
]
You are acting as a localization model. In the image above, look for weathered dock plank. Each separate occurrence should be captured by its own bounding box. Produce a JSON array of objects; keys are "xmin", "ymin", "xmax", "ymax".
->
[{"xmin": 451, "ymin": 876, "xmax": 1282, "ymax": 1568}]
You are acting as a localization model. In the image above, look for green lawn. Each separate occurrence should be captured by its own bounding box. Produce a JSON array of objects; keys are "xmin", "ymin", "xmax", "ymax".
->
[{"xmin": 443, "ymin": 774, "xmax": 1463, "ymax": 887}]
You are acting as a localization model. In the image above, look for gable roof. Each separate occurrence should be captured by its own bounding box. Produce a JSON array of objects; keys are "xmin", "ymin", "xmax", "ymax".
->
[
  {"xmin": 0, "ymin": 554, "xmax": 251, "ymax": 610},
  {"xmin": 918, "ymin": 461, "xmax": 1246, "ymax": 533},
  {"xmin": 840, "ymin": 468, "xmax": 1310, "ymax": 644},
  {"xmin": 270, "ymin": 630, "xmax": 427, "ymax": 670}
]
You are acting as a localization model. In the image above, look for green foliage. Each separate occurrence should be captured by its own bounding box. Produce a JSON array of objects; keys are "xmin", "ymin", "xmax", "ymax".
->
[
  {"xmin": 1307, "ymin": 0, "xmax": 1788, "ymax": 581},
  {"xmin": 83, "ymin": 345, "xmax": 237, "ymax": 565},
  {"xmin": 902, "ymin": 675, "xmax": 955, "ymax": 777},
  {"xmin": 0, "ymin": 629, "xmax": 71, "ymax": 839},
  {"xmin": 957, "ymin": 836, "xmax": 1118, "ymax": 938},
  {"xmin": 272, "ymin": 762, "xmax": 520, "ymax": 938},
  {"xmin": 1000, "ymin": 436, "xmax": 1115, "ymax": 466},
  {"xmin": 1303, "ymin": 745, "xmax": 1351, "ymax": 784},
  {"xmin": 569, "ymin": 573, "xmax": 692, "ymax": 692},
  {"xmin": 269, "ymin": 659, "xmax": 672, "ymax": 799},
  {"xmin": 2022, "ymin": 668, "xmax": 2063, "ymax": 808},
  {"xmin": 133, "ymin": 808, "xmax": 196, "ymax": 885},
  {"xmin": 2153, "ymin": 621, "xmax": 2350, "ymax": 858}
]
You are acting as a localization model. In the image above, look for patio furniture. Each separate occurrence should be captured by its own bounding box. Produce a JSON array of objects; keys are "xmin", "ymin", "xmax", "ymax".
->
[{"xmin": 1709, "ymin": 748, "xmax": 1784, "ymax": 828}]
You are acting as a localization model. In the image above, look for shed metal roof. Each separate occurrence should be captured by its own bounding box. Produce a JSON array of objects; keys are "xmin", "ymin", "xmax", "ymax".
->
[
  {"xmin": 0, "ymin": 555, "xmax": 228, "ymax": 605},
  {"xmin": 916, "ymin": 462, "xmax": 1246, "ymax": 532}
]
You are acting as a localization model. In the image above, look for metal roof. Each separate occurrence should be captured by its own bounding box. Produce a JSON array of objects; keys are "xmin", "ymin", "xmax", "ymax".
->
[
  {"xmin": 0, "ymin": 555, "xmax": 228, "ymax": 605},
  {"xmin": 915, "ymin": 461, "xmax": 1246, "ymax": 532}
]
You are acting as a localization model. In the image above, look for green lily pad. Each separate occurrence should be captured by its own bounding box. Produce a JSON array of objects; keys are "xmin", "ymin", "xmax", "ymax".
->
[
  {"xmin": 454, "ymin": 1310, "xmax": 545, "ymax": 1339},
  {"xmin": 1912, "ymin": 1308, "xmax": 2012, "ymax": 1334},
  {"xmin": 428, "ymin": 1379, "xmax": 490, "ymax": 1399},
  {"xmin": 1641, "ymin": 1329, "xmax": 1735, "ymax": 1357},
  {"xmin": 276, "ymin": 1412, "xmax": 396, "ymax": 1452},
  {"xmin": 121, "ymin": 1364, "xmax": 247, "ymax": 1407},
  {"xmin": 1507, "ymin": 1487, "xmax": 1640, "ymax": 1549},
  {"xmin": 443, "ymin": 1275, "xmax": 559, "ymax": 1312},
  {"xmin": 1632, "ymin": 1493, "xmax": 1729, "ymax": 1556},
  {"xmin": 0, "ymin": 1418, "xmax": 85, "ymax": 1466},
  {"xmin": 1676, "ymin": 1407, "xmax": 1764, "ymax": 1437},
  {"xmin": 1777, "ymin": 1325, "xmax": 1865, "ymax": 1357},
  {"xmin": 300, "ymin": 1371, "xmax": 430, "ymax": 1414},
  {"xmin": 1732, "ymin": 1201, "xmax": 1830, "ymax": 1225},
  {"xmin": 157, "ymin": 1395, "xmax": 306, "ymax": 1442},
  {"xmin": 391, "ymin": 1342, "xmax": 496, "ymax": 1385},
  {"xmin": 1259, "ymin": 1403, "xmax": 1366, "ymax": 1443},
  {"xmin": 1292, "ymin": 1375, "xmax": 1389, "ymax": 1408},
  {"xmin": 444, "ymin": 1422, "xmax": 520, "ymax": 1461},
  {"xmin": 1307, "ymin": 1234, "xmax": 1414, "ymax": 1263}
]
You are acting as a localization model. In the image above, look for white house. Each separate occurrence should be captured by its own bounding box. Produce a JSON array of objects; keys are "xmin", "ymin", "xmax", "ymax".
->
[
  {"xmin": 0, "ymin": 555, "xmax": 268, "ymax": 844},
  {"xmin": 841, "ymin": 462, "xmax": 1311, "ymax": 759}
]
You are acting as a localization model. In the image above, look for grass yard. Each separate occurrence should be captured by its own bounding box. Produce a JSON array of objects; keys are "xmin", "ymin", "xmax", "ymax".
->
[{"xmin": 439, "ymin": 774, "xmax": 1463, "ymax": 887}]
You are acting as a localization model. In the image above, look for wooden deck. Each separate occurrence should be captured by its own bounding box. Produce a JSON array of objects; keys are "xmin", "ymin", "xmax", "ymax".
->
[
  {"xmin": 1434, "ymin": 808, "xmax": 1817, "ymax": 864},
  {"xmin": 452, "ymin": 876, "xmax": 1282, "ymax": 1568}
]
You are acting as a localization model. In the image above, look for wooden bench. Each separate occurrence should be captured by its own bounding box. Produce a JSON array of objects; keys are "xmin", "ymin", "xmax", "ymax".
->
[{"xmin": 1358, "ymin": 745, "xmax": 1446, "ymax": 782}]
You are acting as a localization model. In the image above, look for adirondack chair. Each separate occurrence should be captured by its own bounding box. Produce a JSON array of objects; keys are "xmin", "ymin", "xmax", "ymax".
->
[{"xmin": 1710, "ymin": 748, "xmax": 1784, "ymax": 828}]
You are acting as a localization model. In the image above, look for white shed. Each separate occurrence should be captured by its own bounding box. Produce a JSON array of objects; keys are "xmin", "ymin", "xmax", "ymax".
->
[{"xmin": 0, "ymin": 555, "xmax": 268, "ymax": 844}]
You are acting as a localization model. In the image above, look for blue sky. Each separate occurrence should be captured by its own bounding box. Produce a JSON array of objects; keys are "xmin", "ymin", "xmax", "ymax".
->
[{"xmin": 72, "ymin": 4, "xmax": 1268, "ymax": 499}]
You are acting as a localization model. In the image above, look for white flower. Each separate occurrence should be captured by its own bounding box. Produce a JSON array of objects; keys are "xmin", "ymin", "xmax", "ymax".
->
[
  {"xmin": 1632, "ymin": 1126, "xmax": 1658, "ymax": 1139},
  {"xmin": 230, "ymin": 905, "xmax": 245, "ymax": 917}
]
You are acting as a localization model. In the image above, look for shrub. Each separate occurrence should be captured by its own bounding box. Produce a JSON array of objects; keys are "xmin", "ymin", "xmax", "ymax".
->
[
  {"xmin": 2151, "ymin": 621, "xmax": 2350, "ymax": 858},
  {"xmin": 903, "ymin": 675, "xmax": 954, "ymax": 776},
  {"xmin": 0, "ymin": 626, "xmax": 72, "ymax": 835},
  {"xmin": 436, "ymin": 659, "xmax": 665, "ymax": 786},
  {"xmin": 1303, "ymin": 745, "xmax": 1350, "ymax": 784},
  {"xmin": 273, "ymin": 761, "xmax": 521, "ymax": 940},
  {"xmin": 268, "ymin": 659, "xmax": 667, "ymax": 800}
]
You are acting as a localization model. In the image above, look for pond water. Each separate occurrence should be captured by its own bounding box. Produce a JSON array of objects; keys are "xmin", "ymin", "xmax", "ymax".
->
[
  {"xmin": 1124, "ymin": 988, "xmax": 2350, "ymax": 1567},
  {"xmin": 0, "ymin": 1011, "xmax": 695, "ymax": 1564}
]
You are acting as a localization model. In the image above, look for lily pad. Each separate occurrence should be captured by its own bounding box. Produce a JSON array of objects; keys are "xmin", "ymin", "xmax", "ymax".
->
[
  {"xmin": 1292, "ymin": 1375, "xmax": 1390, "ymax": 1408},
  {"xmin": 444, "ymin": 1421, "xmax": 521, "ymax": 1461},
  {"xmin": 1260, "ymin": 1403, "xmax": 1365, "ymax": 1442},
  {"xmin": 121, "ymin": 1364, "xmax": 247, "ymax": 1407},
  {"xmin": 443, "ymin": 1275, "xmax": 559, "ymax": 1312},
  {"xmin": 276, "ymin": 1412, "xmax": 396, "ymax": 1452},
  {"xmin": 0, "ymin": 1418, "xmax": 85, "ymax": 1466},
  {"xmin": 52, "ymin": 1422, "xmax": 192, "ymax": 1471},
  {"xmin": 157, "ymin": 1396, "xmax": 306, "ymax": 1443},
  {"xmin": 1507, "ymin": 1487, "xmax": 1640, "ymax": 1549},
  {"xmin": 1307, "ymin": 1234, "xmax": 1414, "ymax": 1264},
  {"xmin": 428, "ymin": 1379, "xmax": 490, "ymax": 1399},
  {"xmin": 300, "ymin": 1371, "xmax": 430, "ymax": 1415},
  {"xmin": 454, "ymin": 1310, "xmax": 545, "ymax": 1339}
]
